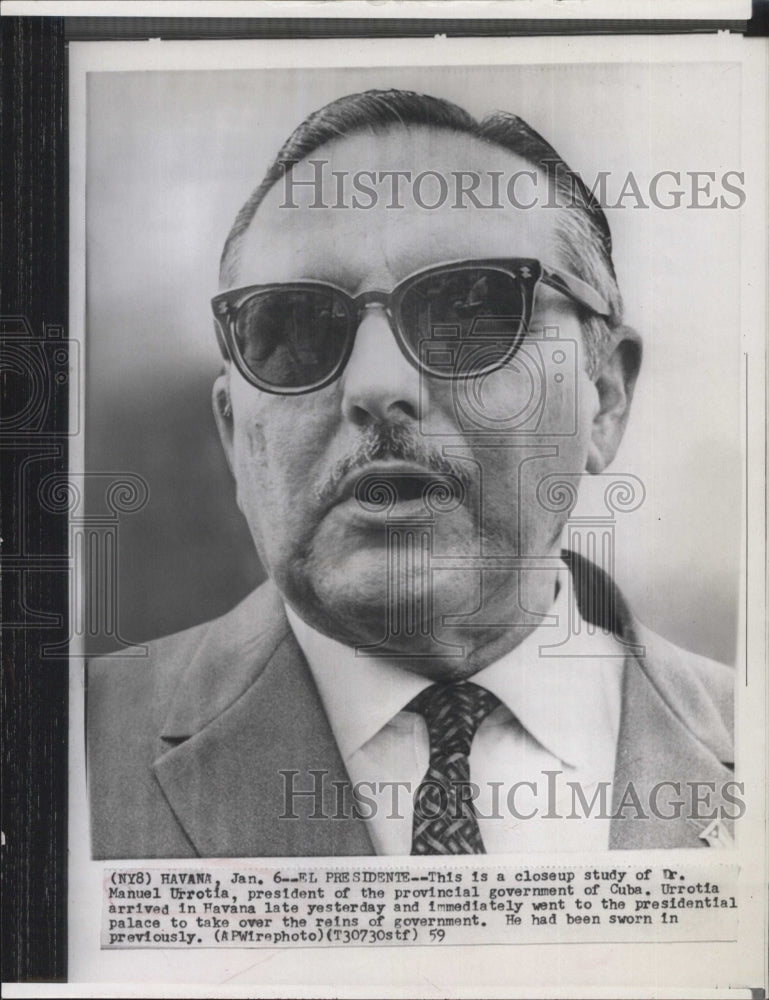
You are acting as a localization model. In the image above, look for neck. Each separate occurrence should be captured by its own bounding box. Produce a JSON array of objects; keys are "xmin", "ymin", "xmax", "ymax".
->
[
  {"xmin": 292, "ymin": 560, "xmax": 564, "ymax": 682},
  {"xmin": 406, "ymin": 561, "xmax": 564, "ymax": 681}
]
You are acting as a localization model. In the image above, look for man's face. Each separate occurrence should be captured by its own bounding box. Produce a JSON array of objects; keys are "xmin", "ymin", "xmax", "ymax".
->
[{"xmin": 216, "ymin": 127, "xmax": 607, "ymax": 670}]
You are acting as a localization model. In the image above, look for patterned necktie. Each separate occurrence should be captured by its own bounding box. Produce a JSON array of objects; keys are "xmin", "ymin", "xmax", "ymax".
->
[{"xmin": 406, "ymin": 682, "xmax": 500, "ymax": 855}]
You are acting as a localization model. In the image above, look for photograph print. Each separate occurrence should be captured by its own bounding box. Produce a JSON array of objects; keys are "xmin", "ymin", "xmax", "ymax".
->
[{"xmin": 84, "ymin": 59, "xmax": 742, "ymax": 859}]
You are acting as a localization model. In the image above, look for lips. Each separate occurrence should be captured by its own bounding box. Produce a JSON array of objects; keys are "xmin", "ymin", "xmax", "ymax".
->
[{"xmin": 330, "ymin": 462, "xmax": 466, "ymax": 515}]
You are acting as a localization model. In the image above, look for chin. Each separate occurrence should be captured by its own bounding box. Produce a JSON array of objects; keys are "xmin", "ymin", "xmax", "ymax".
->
[
  {"xmin": 295, "ymin": 548, "xmax": 475, "ymax": 651},
  {"xmin": 300, "ymin": 551, "xmax": 396, "ymax": 643}
]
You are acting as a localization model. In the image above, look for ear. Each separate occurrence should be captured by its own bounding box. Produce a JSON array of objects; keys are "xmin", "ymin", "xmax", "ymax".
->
[
  {"xmin": 585, "ymin": 326, "xmax": 642, "ymax": 474},
  {"xmin": 212, "ymin": 370, "xmax": 235, "ymax": 475}
]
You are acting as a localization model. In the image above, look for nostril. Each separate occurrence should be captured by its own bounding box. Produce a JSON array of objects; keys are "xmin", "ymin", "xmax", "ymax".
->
[
  {"xmin": 392, "ymin": 399, "xmax": 419, "ymax": 421},
  {"xmin": 347, "ymin": 403, "xmax": 372, "ymax": 427},
  {"xmin": 346, "ymin": 398, "xmax": 417, "ymax": 427}
]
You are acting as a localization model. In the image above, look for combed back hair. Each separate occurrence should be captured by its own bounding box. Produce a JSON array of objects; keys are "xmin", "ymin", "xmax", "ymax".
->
[{"xmin": 220, "ymin": 89, "xmax": 623, "ymax": 375}]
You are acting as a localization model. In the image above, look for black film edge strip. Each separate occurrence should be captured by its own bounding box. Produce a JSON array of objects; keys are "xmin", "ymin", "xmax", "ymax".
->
[{"xmin": 1, "ymin": 15, "xmax": 69, "ymax": 985}]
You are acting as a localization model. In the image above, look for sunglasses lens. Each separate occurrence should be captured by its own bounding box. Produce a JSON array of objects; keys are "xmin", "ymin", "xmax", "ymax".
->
[
  {"xmin": 233, "ymin": 288, "xmax": 351, "ymax": 389},
  {"xmin": 399, "ymin": 267, "xmax": 529, "ymax": 378}
]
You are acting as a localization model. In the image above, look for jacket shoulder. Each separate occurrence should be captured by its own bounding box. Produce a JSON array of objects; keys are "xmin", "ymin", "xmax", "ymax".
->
[
  {"xmin": 88, "ymin": 617, "xmax": 214, "ymax": 726},
  {"xmin": 86, "ymin": 582, "xmax": 286, "ymax": 858},
  {"xmin": 87, "ymin": 618, "xmax": 222, "ymax": 858},
  {"xmin": 87, "ymin": 579, "xmax": 285, "ymax": 725},
  {"xmin": 634, "ymin": 623, "xmax": 734, "ymax": 764}
]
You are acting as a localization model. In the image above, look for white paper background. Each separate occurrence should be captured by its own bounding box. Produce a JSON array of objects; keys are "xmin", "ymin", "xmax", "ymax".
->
[{"xmin": 62, "ymin": 33, "xmax": 767, "ymax": 997}]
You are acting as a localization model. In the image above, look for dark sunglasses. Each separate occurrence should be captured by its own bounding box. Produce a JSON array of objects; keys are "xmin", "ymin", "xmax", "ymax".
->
[{"xmin": 211, "ymin": 258, "xmax": 609, "ymax": 396}]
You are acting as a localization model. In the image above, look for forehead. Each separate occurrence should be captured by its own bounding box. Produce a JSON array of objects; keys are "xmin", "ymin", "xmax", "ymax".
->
[{"xmin": 232, "ymin": 126, "xmax": 562, "ymax": 290}]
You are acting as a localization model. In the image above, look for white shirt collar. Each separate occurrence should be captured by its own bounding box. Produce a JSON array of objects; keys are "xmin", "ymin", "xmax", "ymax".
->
[
  {"xmin": 285, "ymin": 562, "xmax": 624, "ymax": 774},
  {"xmin": 285, "ymin": 602, "xmax": 431, "ymax": 760}
]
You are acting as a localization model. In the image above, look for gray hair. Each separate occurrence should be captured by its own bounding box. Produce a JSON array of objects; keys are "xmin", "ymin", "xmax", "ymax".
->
[{"xmin": 220, "ymin": 89, "xmax": 623, "ymax": 376}]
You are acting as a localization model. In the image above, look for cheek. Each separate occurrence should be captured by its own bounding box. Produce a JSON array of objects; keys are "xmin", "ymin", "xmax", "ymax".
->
[
  {"xmin": 228, "ymin": 389, "xmax": 338, "ymax": 523},
  {"xmin": 454, "ymin": 352, "xmax": 583, "ymax": 438},
  {"xmin": 230, "ymin": 403, "xmax": 269, "ymax": 500},
  {"xmin": 529, "ymin": 363, "xmax": 597, "ymax": 475},
  {"xmin": 466, "ymin": 363, "xmax": 597, "ymax": 536},
  {"xmin": 232, "ymin": 408, "xmax": 305, "ymax": 505},
  {"xmin": 434, "ymin": 369, "xmax": 534, "ymax": 437}
]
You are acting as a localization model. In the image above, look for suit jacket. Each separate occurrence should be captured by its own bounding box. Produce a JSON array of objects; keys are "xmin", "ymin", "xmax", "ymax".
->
[{"xmin": 87, "ymin": 552, "xmax": 735, "ymax": 858}]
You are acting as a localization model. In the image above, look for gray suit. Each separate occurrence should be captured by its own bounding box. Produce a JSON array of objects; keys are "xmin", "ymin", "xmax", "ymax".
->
[{"xmin": 87, "ymin": 552, "xmax": 735, "ymax": 858}]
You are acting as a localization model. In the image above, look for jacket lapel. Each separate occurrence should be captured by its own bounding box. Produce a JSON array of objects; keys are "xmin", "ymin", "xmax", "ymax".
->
[
  {"xmin": 610, "ymin": 644, "xmax": 733, "ymax": 849},
  {"xmin": 562, "ymin": 550, "xmax": 733, "ymax": 849},
  {"xmin": 152, "ymin": 583, "xmax": 373, "ymax": 857}
]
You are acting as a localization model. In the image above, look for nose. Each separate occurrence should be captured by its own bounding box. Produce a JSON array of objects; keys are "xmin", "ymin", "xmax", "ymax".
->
[{"xmin": 340, "ymin": 304, "xmax": 425, "ymax": 426}]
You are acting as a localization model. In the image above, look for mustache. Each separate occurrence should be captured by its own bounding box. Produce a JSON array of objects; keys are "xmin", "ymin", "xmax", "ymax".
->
[{"xmin": 314, "ymin": 424, "xmax": 472, "ymax": 509}]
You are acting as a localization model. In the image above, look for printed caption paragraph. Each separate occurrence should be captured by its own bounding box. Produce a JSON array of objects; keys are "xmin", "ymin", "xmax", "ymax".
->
[{"xmin": 102, "ymin": 863, "xmax": 739, "ymax": 948}]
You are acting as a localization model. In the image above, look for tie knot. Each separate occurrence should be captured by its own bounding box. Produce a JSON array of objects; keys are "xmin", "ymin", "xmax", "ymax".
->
[{"xmin": 407, "ymin": 682, "xmax": 499, "ymax": 757}]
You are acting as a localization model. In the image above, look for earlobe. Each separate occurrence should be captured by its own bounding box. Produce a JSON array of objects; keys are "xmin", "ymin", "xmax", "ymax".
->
[
  {"xmin": 212, "ymin": 372, "xmax": 235, "ymax": 474},
  {"xmin": 586, "ymin": 327, "xmax": 642, "ymax": 474}
]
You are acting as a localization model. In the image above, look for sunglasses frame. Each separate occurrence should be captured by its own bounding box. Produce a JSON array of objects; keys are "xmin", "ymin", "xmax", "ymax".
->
[{"xmin": 211, "ymin": 257, "xmax": 610, "ymax": 396}]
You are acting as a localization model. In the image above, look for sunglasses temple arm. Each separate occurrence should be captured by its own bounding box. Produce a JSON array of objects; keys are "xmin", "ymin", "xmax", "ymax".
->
[
  {"xmin": 213, "ymin": 317, "xmax": 232, "ymax": 361},
  {"xmin": 543, "ymin": 268, "xmax": 611, "ymax": 318}
]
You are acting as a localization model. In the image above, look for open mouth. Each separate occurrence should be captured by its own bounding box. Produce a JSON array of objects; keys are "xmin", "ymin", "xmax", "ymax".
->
[
  {"xmin": 352, "ymin": 470, "xmax": 466, "ymax": 514},
  {"xmin": 388, "ymin": 473, "xmax": 435, "ymax": 502}
]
